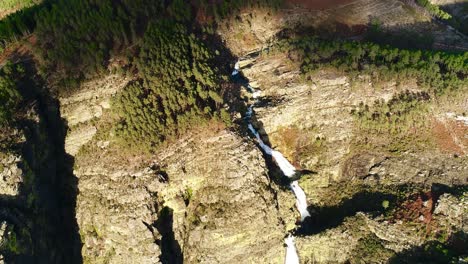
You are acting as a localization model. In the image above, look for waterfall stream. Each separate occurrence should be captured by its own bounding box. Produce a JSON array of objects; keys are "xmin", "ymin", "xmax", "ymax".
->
[{"xmin": 232, "ymin": 60, "xmax": 310, "ymax": 264}]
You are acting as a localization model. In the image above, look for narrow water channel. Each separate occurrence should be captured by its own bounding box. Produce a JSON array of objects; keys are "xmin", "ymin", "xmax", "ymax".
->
[{"xmin": 232, "ymin": 59, "xmax": 310, "ymax": 264}]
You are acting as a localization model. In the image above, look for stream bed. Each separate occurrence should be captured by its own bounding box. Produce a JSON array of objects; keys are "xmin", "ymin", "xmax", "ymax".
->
[{"xmin": 232, "ymin": 59, "xmax": 310, "ymax": 264}]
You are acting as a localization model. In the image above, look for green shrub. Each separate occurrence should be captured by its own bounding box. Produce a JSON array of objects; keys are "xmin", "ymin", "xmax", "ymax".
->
[
  {"xmin": 382, "ymin": 200, "xmax": 390, "ymax": 209},
  {"xmin": 351, "ymin": 234, "xmax": 393, "ymax": 263}
]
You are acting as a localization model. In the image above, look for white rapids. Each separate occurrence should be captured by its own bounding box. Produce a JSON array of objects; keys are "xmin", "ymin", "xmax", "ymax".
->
[
  {"xmin": 285, "ymin": 235, "xmax": 300, "ymax": 264},
  {"xmin": 233, "ymin": 61, "xmax": 309, "ymax": 264},
  {"xmin": 231, "ymin": 61, "xmax": 240, "ymax": 76}
]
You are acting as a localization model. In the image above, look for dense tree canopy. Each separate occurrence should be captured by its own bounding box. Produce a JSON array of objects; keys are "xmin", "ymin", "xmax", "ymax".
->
[
  {"xmin": 33, "ymin": 0, "xmax": 165, "ymax": 87},
  {"xmin": 351, "ymin": 91, "xmax": 431, "ymax": 134},
  {"xmin": 0, "ymin": 0, "xmax": 284, "ymax": 86},
  {"xmin": 113, "ymin": 20, "xmax": 224, "ymax": 150}
]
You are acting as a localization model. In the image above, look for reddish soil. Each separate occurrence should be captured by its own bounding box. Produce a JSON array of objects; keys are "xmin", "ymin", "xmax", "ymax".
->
[
  {"xmin": 0, "ymin": 35, "xmax": 35, "ymax": 66},
  {"xmin": 432, "ymin": 119, "xmax": 466, "ymax": 155},
  {"xmin": 394, "ymin": 192, "xmax": 435, "ymax": 224},
  {"xmin": 393, "ymin": 191, "xmax": 443, "ymax": 236},
  {"xmin": 194, "ymin": 5, "xmax": 213, "ymax": 24},
  {"xmin": 285, "ymin": 0, "xmax": 356, "ymax": 10}
]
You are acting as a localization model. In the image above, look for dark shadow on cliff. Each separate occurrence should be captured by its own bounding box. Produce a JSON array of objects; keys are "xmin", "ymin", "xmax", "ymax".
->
[
  {"xmin": 154, "ymin": 206, "xmax": 183, "ymax": 264},
  {"xmin": 389, "ymin": 231, "xmax": 467, "ymax": 264},
  {"xmin": 275, "ymin": 2, "xmax": 468, "ymax": 52},
  {"xmin": 294, "ymin": 182, "xmax": 466, "ymax": 237},
  {"xmin": 0, "ymin": 58, "xmax": 82, "ymax": 263},
  {"xmin": 431, "ymin": 183, "xmax": 467, "ymax": 197},
  {"xmin": 296, "ymin": 191, "xmax": 397, "ymax": 236}
]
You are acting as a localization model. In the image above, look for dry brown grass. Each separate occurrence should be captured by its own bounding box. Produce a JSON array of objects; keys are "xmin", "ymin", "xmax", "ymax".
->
[
  {"xmin": 273, "ymin": 126, "xmax": 300, "ymax": 162},
  {"xmin": 271, "ymin": 125, "xmax": 325, "ymax": 167}
]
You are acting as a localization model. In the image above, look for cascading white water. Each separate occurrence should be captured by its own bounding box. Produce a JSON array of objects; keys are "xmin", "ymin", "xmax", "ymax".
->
[
  {"xmin": 285, "ymin": 235, "xmax": 300, "ymax": 264},
  {"xmin": 233, "ymin": 61, "xmax": 309, "ymax": 264},
  {"xmin": 231, "ymin": 61, "xmax": 240, "ymax": 76}
]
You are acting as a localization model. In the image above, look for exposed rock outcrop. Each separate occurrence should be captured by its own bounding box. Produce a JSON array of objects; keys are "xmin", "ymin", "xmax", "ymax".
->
[
  {"xmin": 60, "ymin": 74, "xmax": 130, "ymax": 155},
  {"xmin": 0, "ymin": 154, "xmax": 22, "ymax": 196},
  {"xmin": 61, "ymin": 71, "xmax": 292, "ymax": 262},
  {"xmin": 73, "ymin": 128, "xmax": 291, "ymax": 263},
  {"xmin": 236, "ymin": 47, "xmax": 467, "ymax": 263}
]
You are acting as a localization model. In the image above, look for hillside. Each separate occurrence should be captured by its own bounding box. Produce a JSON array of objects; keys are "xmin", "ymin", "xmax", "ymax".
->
[{"xmin": 0, "ymin": 0, "xmax": 466, "ymax": 263}]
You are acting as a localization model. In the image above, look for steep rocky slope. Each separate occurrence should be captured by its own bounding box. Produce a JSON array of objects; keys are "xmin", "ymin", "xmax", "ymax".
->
[
  {"xmin": 0, "ymin": 154, "xmax": 22, "ymax": 196},
  {"xmin": 237, "ymin": 44, "xmax": 467, "ymax": 263},
  {"xmin": 60, "ymin": 74, "xmax": 293, "ymax": 263},
  {"xmin": 0, "ymin": 72, "xmax": 81, "ymax": 262},
  {"xmin": 60, "ymin": 75, "xmax": 130, "ymax": 156},
  {"xmin": 216, "ymin": 0, "xmax": 468, "ymax": 54},
  {"xmin": 0, "ymin": 0, "xmax": 466, "ymax": 263},
  {"xmin": 240, "ymin": 52, "xmax": 468, "ymax": 186},
  {"xmin": 66, "ymin": 44, "xmax": 466, "ymax": 263}
]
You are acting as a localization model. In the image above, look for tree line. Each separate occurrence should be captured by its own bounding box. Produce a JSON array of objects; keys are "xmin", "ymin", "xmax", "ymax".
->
[
  {"xmin": 282, "ymin": 37, "xmax": 467, "ymax": 95},
  {"xmin": 0, "ymin": 0, "xmax": 285, "ymax": 150}
]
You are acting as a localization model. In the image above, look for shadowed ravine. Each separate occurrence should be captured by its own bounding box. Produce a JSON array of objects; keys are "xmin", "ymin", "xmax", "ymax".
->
[
  {"xmin": 0, "ymin": 60, "xmax": 82, "ymax": 263},
  {"xmin": 154, "ymin": 207, "xmax": 183, "ymax": 264},
  {"xmin": 232, "ymin": 54, "xmax": 310, "ymax": 264}
]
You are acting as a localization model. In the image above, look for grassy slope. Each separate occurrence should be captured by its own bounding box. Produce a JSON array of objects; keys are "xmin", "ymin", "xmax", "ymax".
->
[{"xmin": 0, "ymin": 0, "xmax": 41, "ymax": 19}]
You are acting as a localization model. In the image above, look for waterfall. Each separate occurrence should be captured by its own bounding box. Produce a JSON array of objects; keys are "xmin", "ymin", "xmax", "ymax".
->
[
  {"xmin": 233, "ymin": 61, "xmax": 309, "ymax": 264},
  {"xmin": 285, "ymin": 235, "xmax": 300, "ymax": 264}
]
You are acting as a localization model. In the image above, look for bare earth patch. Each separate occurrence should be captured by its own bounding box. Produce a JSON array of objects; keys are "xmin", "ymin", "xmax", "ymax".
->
[{"xmin": 432, "ymin": 119, "xmax": 466, "ymax": 156}]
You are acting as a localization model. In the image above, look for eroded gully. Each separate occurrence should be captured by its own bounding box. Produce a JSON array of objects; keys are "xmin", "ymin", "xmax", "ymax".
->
[{"xmin": 232, "ymin": 58, "xmax": 310, "ymax": 264}]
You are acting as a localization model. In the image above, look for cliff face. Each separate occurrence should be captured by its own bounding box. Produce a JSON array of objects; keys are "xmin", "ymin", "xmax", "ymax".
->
[
  {"xmin": 60, "ymin": 74, "xmax": 130, "ymax": 156},
  {"xmin": 1, "ymin": 1, "xmax": 466, "ymax": 263},
  {"xmin": 44, "ymin": 1, "xmax": 468, "ymax": 262},
  {"xmin": 156, "ymin": 131, "xmax": 286, "ymax": 264},
  {"xmin": 74, "ymin": 129, "xmax": 291, "ymax": 263},
  {"xmin": 64, "ymin": 51, "xmax": 466, "ymax": 263},
  {"xmin": 0, "ymin": 75, "xmax": 82, "ymax": 263},
  {"xmin": 59, "ymin": 74, "xmax": 294, "ymax": 263},
  {"xmin": 240, "ymin": 51, "xmax": 468, "ymax": 187},
  {"xmin": 237, "ymin": 43, "xmax": 467, "ymax": 263}
]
